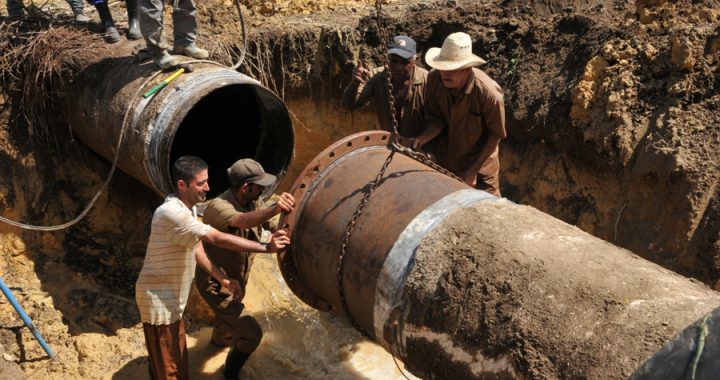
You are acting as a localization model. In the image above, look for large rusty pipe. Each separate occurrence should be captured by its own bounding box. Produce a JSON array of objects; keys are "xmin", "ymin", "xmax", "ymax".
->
[
  {"xmin": 279, "ymin": 131, "xmax": 720, "ymax": 379},
  {"xmin": 62, "ymin": 42, "xmax": 293, "ymax": 196}
]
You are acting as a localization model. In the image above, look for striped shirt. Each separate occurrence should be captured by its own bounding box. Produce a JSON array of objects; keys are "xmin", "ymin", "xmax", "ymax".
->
[{"xmin": 135, "ymin": 195, "xmax": 212, "ymax": 325}]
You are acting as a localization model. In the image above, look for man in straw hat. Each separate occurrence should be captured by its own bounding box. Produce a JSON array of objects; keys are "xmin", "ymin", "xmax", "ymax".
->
[
  {"xmin": 342, "ymin": 35, "xmax": 430, "ymax": 148},
  {"xmin": 412, "ymin": 32, "xmax": 507, "ymax": 196}
]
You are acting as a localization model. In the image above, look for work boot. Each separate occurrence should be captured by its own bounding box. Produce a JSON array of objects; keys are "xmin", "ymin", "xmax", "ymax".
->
[
  {"xmin": 125, "ymin": 0, "xmax": 141, "ymax": 40},
  {"xmin": 6, "ymin": 0, "xmax": 25, "ymax": 19},
  {"xmin": 173, "ymin": 43, "xmax": 209, "ymax": 60},
  {"xmin": 222, "ymin": 347, "xmax": 251, "ymax": 380},
  {"xmin": 95, "ymin": 1, "xmax": 120, "ymax": 43},
  {"xmin": 153, "ymin": 50, "xmax": 180, "ymax": 70},
  {"xmin": 74, "ymin": 12, "xmax": 91, "ymax": 23}
]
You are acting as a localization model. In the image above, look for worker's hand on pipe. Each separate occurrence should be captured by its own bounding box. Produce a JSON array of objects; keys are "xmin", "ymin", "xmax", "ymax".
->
[
  {"xmin": 397, "ymin": 136, "xmax": 413, "ymax": 148},
  {"xmin": 222, "ymin": 278, "xmax": 243, "ymax": 300},
  {"xmin": 462, "ymin": 170, "xmax": 477, "ymax": 187},
  {"xmin": 267, "ymin": 229, "xmax": 290, "ymax": 252},
  {"xmin": 352, "ymin": 64, "xmax": 370, "ymax": 84},
  {"xmin": 410, "ymin": 137, "xmax": 421, "ymax": 150},
  {"xmin": 274, "ymin": 192, "xmax": 296, "ymax": 214}
]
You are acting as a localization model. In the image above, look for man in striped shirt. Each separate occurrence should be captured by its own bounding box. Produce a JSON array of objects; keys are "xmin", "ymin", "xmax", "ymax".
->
[{"xmin": 135, "ymin": 155, "xmax": 289, "ymax": 380}]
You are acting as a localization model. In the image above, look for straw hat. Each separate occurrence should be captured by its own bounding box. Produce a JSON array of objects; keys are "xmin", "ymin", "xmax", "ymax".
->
[{"xmin": 425, "ymin": 32, "xmax": 486, "ymax": 71}]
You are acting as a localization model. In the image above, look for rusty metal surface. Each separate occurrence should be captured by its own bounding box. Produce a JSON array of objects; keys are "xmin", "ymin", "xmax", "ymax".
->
[
  {"xmin": 63, "ymin": 46, "xmax": 293, "ymax": 196},
  {"xmin": 279, "ymin": 130, "xmax": 469, "ymax": 335}
]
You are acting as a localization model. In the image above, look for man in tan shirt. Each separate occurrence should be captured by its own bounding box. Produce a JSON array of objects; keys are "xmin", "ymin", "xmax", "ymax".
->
[
  {"xmin": 195, "ymin": 158, "xmax": 295, "ymax": 380},
  {"xmin": 412, "ymin": 32, "xmax": 507, "ymax": 196},
  {"xmin": 342, "ymin": 35, "xmax": 429, "ymax": 147}
]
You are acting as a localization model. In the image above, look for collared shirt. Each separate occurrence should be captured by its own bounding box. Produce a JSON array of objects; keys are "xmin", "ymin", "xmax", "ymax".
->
[
  {"xmin": 425, "ymin": 67, "xmax": 506, "ymax": 176},
  {"xmin": 342, "ymin": 65, "xmax": 429, "ymax": 138},
  {"xmin": 135, "ymin": 195, "xmax": 212, "ymax": 325},
  {"xmin": 195, "ymin": 190, "xmax": 267, "ymax": 291}
]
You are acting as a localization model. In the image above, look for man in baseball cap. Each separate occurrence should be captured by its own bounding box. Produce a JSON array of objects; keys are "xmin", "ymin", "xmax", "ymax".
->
[
  {"xmin": 412, "ymin": 32, "xmax": 507, "ymax": 196},
  {"xmin": 387, "ymin": 35, "xmax": 417, "ymax": 59},
  {"xmin": 342, "ymin": 35, "xmax": 430, "ymax": 148},
  {"xmin": 195, "ymin": 158, "xmax": 295, "ymax": 379},
  {"xmin": 227, "ymin": 158, "xmax": 277, "ymax": 188}
]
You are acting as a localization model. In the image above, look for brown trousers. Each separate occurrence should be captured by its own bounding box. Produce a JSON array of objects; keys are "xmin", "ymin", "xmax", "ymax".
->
[
  {"xmin": 475, "ymin": 170, "xmax": 501, "ymax": 197},
  {"xmin": 142, "ymin": 319, "xmax": 188, "ymax": 380}
]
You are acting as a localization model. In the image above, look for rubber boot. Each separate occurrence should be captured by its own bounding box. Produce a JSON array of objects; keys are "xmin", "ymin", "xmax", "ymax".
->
[
  {"xmin": 125, "ymin": 0, "xmax": 141, "ymax": 40},
  {"xmin": 95, "ymin": 2, "xmax": 120, "ymax": 43},
  {"xmin": 173, "ymin": 43, "xmax": 209, "ymax": 60},
  {"xmin": 152, "ymin": 50, "xmax": 180, "ymax": 70},
  {"xmin": 222, "ymin": 347, "xmax": 250, "ymax": 380},
  {"xmin": 67, "ymin": 0, "xmax": 89, "ymax": 22},
  {"xmin": 6, "ymin": 0, "xmax": 26, "ymax": 19}
]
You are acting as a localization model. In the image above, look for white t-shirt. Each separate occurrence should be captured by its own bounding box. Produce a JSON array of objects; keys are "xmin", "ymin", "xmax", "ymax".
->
[{"xmin": 135, "ymin": 195, "xmax": 212, "ymax": 325}]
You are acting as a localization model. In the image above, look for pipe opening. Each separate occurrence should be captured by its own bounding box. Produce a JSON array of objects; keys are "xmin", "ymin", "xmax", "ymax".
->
[{"xmin": 169, "ymin": 83, "xmax": 293, "ymax": 197}]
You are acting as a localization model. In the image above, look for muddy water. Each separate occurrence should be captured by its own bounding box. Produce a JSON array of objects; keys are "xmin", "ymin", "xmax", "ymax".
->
[{"xmin": 196, "ymin": 256, "xmax": 418, "ymax": 380}]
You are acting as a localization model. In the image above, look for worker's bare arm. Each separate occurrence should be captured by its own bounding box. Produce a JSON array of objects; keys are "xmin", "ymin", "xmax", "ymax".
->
[
  {"xmin": 194, "ymin": 242, "xmax": 241, "ymax": 299},
  {"xmin": 201, "ymin": 228, "xmax": 290, "ymax": 253},
  {"xmin": 228, "ymin": 193, "xmax": 295, "ymax": 229}
]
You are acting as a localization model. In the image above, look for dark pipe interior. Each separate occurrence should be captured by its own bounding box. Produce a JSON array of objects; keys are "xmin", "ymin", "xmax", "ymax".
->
[{"xmin": 170, "ymin": 84, "xmax": 293, "ymax": 197}]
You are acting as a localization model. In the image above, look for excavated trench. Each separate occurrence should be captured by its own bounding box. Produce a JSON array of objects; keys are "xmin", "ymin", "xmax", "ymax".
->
[{"xmin": 0, "ymin": 0, "xmax": 719, "ymax": 379}]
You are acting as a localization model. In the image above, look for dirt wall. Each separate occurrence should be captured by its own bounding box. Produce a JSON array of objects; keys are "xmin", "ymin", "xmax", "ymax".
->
[{"xmin": 212, "ymin": 0, "xmax": 720, "ymax": 286}]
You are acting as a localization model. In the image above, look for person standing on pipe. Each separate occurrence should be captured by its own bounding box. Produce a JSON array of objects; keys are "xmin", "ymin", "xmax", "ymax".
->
[
  {"xmin": 194, "ymin": 158, "xmax": 295, "ymax": 380},
  {"xmin": 341, "ymin": 35, "xmax": 431, "ymax": 150},
  {"xmin": 135, "ymin": 156, "xmax": 289, "ymax": 380},
  {"xmin": 139, "ymin": 0, "xmax": 208, "ymax": 69},
  {"xmin": 412, "ymin": 32, "xmax": 507, "ymax": 196},
  {"xmin": 84, "ymin": 0, "xmax": 142, "ymax": 43}
]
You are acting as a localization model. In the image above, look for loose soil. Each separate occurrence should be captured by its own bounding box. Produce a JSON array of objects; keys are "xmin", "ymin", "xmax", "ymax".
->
[{"xmin": 0, "ymin": 0, "xmax": 718, "ymax": 378}]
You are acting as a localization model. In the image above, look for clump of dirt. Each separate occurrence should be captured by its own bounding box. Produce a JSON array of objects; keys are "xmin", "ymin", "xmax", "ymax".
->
[{"xmin": 245, "ymin": 0, "xmax": 376, "ymax": 16}]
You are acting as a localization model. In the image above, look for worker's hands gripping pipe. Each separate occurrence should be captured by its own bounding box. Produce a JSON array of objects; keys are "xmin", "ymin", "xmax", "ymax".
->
[{"xmin": 266, "ymin": 230, "xmax": 290, "ymax": 252}]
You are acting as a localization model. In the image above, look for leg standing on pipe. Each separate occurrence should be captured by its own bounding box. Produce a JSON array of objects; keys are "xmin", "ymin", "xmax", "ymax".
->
[
  {"xmin": 139, "ymin": 0, "xmax": 208, "ymax": 70},
  {"xmin": 87, "ymin": 0, "xmax": 120, "ymax": 43}
]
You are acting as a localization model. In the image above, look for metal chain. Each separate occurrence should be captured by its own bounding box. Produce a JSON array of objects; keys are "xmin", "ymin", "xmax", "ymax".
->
[
  {"xmin": 373, "ymin": 0, "xmax": 463, "ymax": 183},
  {"xmin": 334, "ymin": 0, "xmax": 463, "ymax": 344},
  {"xmin": 392, "ymin": 142, "xmax": 463, "ymax": 181},
  {"xmin": 336, "ymin": 148, "xmax": 396, "ymax": 338}
]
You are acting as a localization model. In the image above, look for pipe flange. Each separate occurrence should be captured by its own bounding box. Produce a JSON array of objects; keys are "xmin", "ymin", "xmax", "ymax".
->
[{"xmin": 277, "ymin": 130, "xmax": 391, "ymax": 312}]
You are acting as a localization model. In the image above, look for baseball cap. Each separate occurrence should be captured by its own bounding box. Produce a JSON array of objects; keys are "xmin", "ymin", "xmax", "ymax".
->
[
  {"xmin": 388, "ymin": 35, "xmax": 417, "ymax": 59},
  {"xmin": 227, "ymin": 159, "xmax": 276, "ymax": 187}
]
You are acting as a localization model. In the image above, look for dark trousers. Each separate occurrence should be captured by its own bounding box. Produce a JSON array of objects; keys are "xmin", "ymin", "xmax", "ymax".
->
[{"xmin": 196, "ymin": 275, "xmax": 262, "ymax": 354}]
